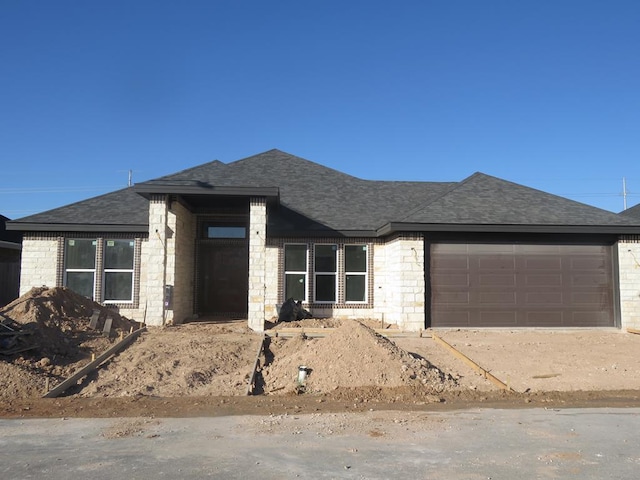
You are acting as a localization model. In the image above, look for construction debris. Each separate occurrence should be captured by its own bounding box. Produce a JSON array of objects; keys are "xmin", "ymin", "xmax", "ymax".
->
[
  {"xmin": 0, "ymin": 286, "xmax": 137, "ymax": 400},
  {"xmin": 277, "ymin": 298, "xmax": 312, "ymax": 323},
  {"xmin": 0, "ymin": 314, "xmax": 37, "ymax": 356}
]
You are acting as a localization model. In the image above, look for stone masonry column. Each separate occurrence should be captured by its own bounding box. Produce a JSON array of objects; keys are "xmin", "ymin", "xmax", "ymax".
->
[
  {"xmin": 144, "ymin": 194, "xmax": 169, "ymax": 326},
  {"xmin": 248, "ymin": 197, "xmax": 267, "ymax": 332},
  {"xmin": 385, "ymin": 234, "xmax": 426, "ymax": 331},
  {"xmin": 618, "ymin": 238, "xmax": 640, "ymax": 330}
]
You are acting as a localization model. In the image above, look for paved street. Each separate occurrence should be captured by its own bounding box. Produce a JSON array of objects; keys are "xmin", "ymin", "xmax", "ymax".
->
[{"xmin": 1, "ymin": 408, "xmax": 639, "ymax": 479}]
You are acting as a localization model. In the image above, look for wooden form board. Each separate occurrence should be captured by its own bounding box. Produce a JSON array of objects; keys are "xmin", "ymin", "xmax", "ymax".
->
[
  {"xmin": 267, "ymin": 328, "xmax": 429, "ymax": 339},
  {"xmin": 431, "ymin": 332, "xmax": 514, "ymax": 392},
  {"xmin": 43, "ymin": 327, "xmax": 147, "ymax": 398}
]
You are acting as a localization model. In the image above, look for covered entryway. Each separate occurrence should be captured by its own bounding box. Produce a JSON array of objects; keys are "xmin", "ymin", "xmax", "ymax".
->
[
  {"xmin": 429, "ymin": 243, "xmax": 616, "ymax": 328},
  {"xmin": 196, "ymin": 219, "xmax": 249, "ymax": 318}
]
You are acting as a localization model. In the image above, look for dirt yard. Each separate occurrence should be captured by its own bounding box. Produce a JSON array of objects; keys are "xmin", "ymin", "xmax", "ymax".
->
[{"xmin": 1, "ymin": 287, "xmax": 640, "ymax": 419}]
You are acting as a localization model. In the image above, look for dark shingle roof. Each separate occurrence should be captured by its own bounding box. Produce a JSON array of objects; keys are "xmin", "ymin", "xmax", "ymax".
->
[
  {"xmin": 8, "ymin": 149, "xmax": 640, "ymax": 235},
  {"xmin": 620, "ymin": 203, "xmax": 640, "ymax": 221},
  {"xmin": 137, "ymin": 149, "xmax": 456, "ymax": 232},
  {"xmin": 9, "ymin": 188, "xmax": 148, "ymax": 232},
  {"xmin": 399, "ymin": 172, "xmax": 634, "ymax": 226}
]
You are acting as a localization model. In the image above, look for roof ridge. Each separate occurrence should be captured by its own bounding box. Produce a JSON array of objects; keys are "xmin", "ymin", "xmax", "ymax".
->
[
  {"xmin": 395, "ymin": 172, "xmax": 482, "ymax": 222},
  {"xmin": 151, "ymin": 158, "xmax": 225, "ymax": 181},
  {"xmin": 229, "ymin": 149, "xmax": 363, "ymax": 181}
]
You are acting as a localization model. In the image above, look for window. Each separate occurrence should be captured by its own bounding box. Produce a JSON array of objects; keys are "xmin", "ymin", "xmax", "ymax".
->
[
  {"xmin": 283, "ymin": 242, "xmax": 371, "ymax": 305},
  {"xmin": 314, "ymin": 244, "xmax": 337, "ymax": 302},
  {"xmin": 64, "ymin": 239, "xmax": 97, "ymax": 299},
  {"xmin": 345, "ymin": 245, "xmax": 367, "ymax": 302},
  {"xmin": 284, "ymin": 244, "xmax": 307, "ymax": 301},
  {"xmin": 103, "ymin": 240, "xmax": 135, "ymax": 303},
  {"xmin": 64, "ymin": 237, "xmax": 136, "ymax": 304},
  {"xmin": 206, "ymin": 226, "xmax": 246, "ymax": 239}
]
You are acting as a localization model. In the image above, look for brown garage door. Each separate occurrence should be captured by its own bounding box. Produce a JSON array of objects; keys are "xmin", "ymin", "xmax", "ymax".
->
[{"xmin": 430, "ymin": 243, "xmax": 615, "ymax": 328}]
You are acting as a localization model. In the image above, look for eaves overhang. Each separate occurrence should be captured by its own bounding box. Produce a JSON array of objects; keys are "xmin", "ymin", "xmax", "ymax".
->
[
  {"xmin": 268, "ymin": 228, "xmax": 379, "ymax": 238},
  {"xmin": 0, "ymin": 240, "xmax": 21, "ymax": 250},
  {"xmin": 134, "ymin": 183, "xmax": 280, "ymax": 201},
  {"xmin": 6, "ymin": 222, "xmax": 149, "ymax": 233},
  {"xmin": 377, "ymin": 222, "xmax": 640, "ymax": 236}
]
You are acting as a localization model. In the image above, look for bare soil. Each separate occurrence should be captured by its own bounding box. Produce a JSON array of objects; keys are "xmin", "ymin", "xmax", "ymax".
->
[{"xmin": 2, "ymin": 287, "xmax": 640, "ymax": 419}]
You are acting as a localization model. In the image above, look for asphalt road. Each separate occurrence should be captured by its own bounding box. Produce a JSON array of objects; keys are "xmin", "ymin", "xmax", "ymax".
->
[{"xmin": 1, "ymin": 408, "xmax": 639, "ymax": 479}]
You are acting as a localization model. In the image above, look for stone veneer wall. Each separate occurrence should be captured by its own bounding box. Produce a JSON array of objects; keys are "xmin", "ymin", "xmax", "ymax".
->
[
  {"xmin": 18, "ymin": 235, "xmax": 59, "ymax": 296},
  {"xmin": 618, "ymin": 237, "xmax": 640, "ymax": 330},
  {"xmin": 264, "ymin": 240, "xmax": 280, "ymax": 321},
  {"xmin": 168, "ymin": 201, "xmax": 196, "ymax": 324},
  {"xmin": 378, "ymin": 234, "xmax": 425, "ymax": 331},
  {"xmin": 142, "ymin": 195, "xmax": 170, "ymax": 326},
  {"xmin": 247, "ymin": 197, "xmax": 267, "ymax": 331}
]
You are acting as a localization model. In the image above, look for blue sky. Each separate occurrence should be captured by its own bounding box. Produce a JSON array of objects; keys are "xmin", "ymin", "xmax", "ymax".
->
[{"xmin": 1, "ymin": 0, "xmax": 638, "ymax": 219}]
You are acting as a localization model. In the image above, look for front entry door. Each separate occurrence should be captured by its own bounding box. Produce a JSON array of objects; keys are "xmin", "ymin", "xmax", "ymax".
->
[{"xmin": 197, "ymin": 241, "xmax": 249, "ymax": 317}]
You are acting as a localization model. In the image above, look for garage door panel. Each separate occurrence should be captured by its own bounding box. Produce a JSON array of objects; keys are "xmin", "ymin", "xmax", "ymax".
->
[
  {"xmin": 525, "ymin": 274, "xmax": 563, "ymax": 286},
  {"xmin": 433, "ymin": 257, "xmax": 469, "ymax": 269},
  {"xmin": 478, "ymin": 257, "xmax": 515, "ymax": 269},
  {"xmin": 431, "ymin": 243, "xmax": 614, "ymax": 328},
  {"xmin": 436, "ymin": 291, "xmax": 470, "ymax": 304},
  {"xmin": 525, "ymin": 292, "xmax": 564, "ymax": 305},
  {"xmin": 526, "ymin": 311, "xmax": 564, "ymax": 326},
  {"xmin": 571, "ymin": 311, "xmax": 611, "ymax": 327},
  {"xmin": 435, "ymin": 274, "xmax": 470, "ymax": 286},
  {"xmin": 571, "ymin": 274, "xmax": 609, "ymax": 286},
  {"xmin": 524, "ymin": 257, "xmax": 563, "ymax": 269},
  {"xmin": 479, "ymin": 292, "xmax": 517, "ymax": 304},
  {"xmin": 439, "ymin": 312, "xmax": 473, "ymax": 327},
  {"xmin": 571, "ymin": 291, "xmax": 611, "ymax": 306},
  {"xmin": 479, "ymin": 311, "xmax": 517, "ymax": 326},
  {"xmin": 570, "ymin": 256, "xmax": 606, "ymax": 270},
  {"xmin": 478, "ymin": 274, "xmax": 516, "ymax": 286}
]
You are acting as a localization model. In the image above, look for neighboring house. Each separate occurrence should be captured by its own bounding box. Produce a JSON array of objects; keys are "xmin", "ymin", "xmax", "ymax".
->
[
  {"xmin": 7, "ymin": 150, "xmax": 640, "ymax": 331},
  {"xmin": 0, "ymin": 214, "xmax": 22, "ymax": 307}
]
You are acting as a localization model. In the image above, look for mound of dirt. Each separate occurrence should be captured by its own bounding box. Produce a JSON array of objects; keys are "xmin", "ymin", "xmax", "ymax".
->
[
  {"xmin": 0, "ymin": 286, "xmax": 136, "ymax": 358},
  {"xmin": 0, "ymin": 286, "xmax": 138, "ymax": 399},
  {"xmin": 261, "ymin": 320, "xmax": 457, "ymax": 395},
  {"xmin": 79, "ymin": 323, "xmax": 262, "ymax": 398},
  {"xmin": 270, "ymin": 317, "xmax": 398, "ymax": 330}
]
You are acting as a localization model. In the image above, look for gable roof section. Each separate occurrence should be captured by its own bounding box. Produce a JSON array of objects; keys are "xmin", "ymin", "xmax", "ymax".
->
[{"xmin": 381, "ymin": 172, "xmax": 640, "ymax": 234}]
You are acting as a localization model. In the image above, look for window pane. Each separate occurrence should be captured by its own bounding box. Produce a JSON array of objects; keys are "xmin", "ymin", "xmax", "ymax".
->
[
  {"xmin": 346, "ymin": 275, "xmax": 366, "ymax": 302},
  {"xmin": 285, "ymin": 245, "xmax": 307, "ymax": 271},
  {"xmin": 66, "ymin": 272, "xmax": 95, "ymax": 299},
  {"xmin": 315, "ymin": 245, "xmax": 336, "ymax": 272},
  {"xmin": 207, "ymin": 226, "xmax": 246, "ymax": 238},
  {"xmin": 285, "ymin": 274, "xmax": 306, "ymax": 301},
  {"xmin": 66, "ymin": 239, "xmax": 96, "ymax": 269},
  {"xmin": 315, "ymin": 274, "xmax": 336, "ymax": 302},
  {"xmin": 345, "ymin": 245, "xmax": 367, "ymax": 272},
  {"xmin": 104, "ymin": 272, "xmax": 133, "ymax": 301},
  {"xmin": 104, "ymin": 240, "xmax": 134, "ymax": 269}
]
